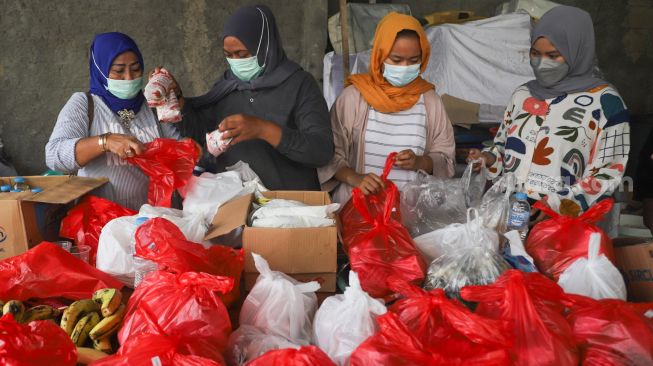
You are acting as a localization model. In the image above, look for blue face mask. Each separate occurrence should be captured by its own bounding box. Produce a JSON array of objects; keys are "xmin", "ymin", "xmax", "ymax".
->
[
  {"xmin": 106, "ymin": 77, "xmax": 143, "ymax": 99},
  {"xmin": 383, "ymin": 62, "xmax": 421, "ymax": 87},
  {"xmin": 227, "ymin": 7, "xmax": 270, "ymax": 82}
]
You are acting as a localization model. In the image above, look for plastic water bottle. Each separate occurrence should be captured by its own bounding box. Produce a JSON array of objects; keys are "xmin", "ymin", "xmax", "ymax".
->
[
  {"xmin": 132, "ymin": 217, "xmax": 158, "ymax": 288},
  {"xmin": 507, "ymin": 192, "xmax": 530, "ymax": 242}
]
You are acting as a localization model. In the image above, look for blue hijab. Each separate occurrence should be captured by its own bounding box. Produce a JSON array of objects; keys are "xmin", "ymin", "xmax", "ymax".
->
[{"xmin": 89, "ymin": 32, "xmax": 145, "ymax": 114}]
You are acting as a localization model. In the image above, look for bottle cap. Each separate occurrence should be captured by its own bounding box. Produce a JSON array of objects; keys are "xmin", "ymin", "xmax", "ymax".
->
[
  {"xmin": 13, "ymin": 177, "xmax": 25, "ymax": 183},
  {"xmin": 31, "ymin": 188, "xmax": 43, "ymax": 193},
  {"xmin": 0, "ymin": 185, "xmax": 11, "ymax": 192},
  {"xmin": 515, "ymin": 192, "xmax": 528, "ymax": 200},
  {"xmin": 135, "ymin": 217, "xmax": 149, "ymax": 226}
]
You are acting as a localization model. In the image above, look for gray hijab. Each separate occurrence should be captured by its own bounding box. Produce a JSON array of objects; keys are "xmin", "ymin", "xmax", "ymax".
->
[{"xmin": 526, "ymin": 5, "xmax": 607, "ymax": 100}]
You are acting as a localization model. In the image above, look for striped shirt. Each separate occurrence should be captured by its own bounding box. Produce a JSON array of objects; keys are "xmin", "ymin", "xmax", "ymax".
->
[
  {"xmin": 45, "ymin": 92, "xmax": 180, "ymax": 210},
  {"xmin": 364, "ymin": 95, "xmax": 427, "ymax": 188}
]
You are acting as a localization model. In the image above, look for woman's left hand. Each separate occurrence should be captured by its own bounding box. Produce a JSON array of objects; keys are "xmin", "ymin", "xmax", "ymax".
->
[
  {"xmin": 394, "ymin": 149, "xmax": 431, "ymax": 172},
  {"xmin": 218, "ymin": 114, "xmax": 282, "ymax": 147}
]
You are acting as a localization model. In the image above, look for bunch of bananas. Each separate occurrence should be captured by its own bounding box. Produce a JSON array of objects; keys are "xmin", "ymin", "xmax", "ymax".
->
[
  {"xmin": 59, "ymin": 288, "xmax": 125, "ymax": 355},
  {"xmin": 1, "ymin": 299, "xmax": 64, "ymax": 323}
]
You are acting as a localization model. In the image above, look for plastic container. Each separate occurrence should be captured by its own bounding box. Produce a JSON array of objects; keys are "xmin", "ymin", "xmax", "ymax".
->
[
  {"xmin": 70, "ymin": 245, "xmax": 91, "ymax": 263},
  {"xmin": 53, "ymin": 241, "xmax": 73, "ymax": 252},
  {"xmin": 0, "ymin": 185, "xmax": 11, "ymax": 192},
  {"xmin": 12, "ymin": 177, "xmax": 30, "ymax": 192},
  {"xmin": 507, "ymin": 192, "xmax": 530, "ymax": 242}
]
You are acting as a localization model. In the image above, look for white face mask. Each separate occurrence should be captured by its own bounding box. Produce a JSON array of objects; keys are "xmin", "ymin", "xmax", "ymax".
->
[
  {"xmin": 383, "ymin": 63, "xmax": 421, "ymax": 87},
  {"xmin": 92, "ymin": 51, "xmax": 143, "ymax": 99},
  {"xmin": 530, "ymin": 57, "xmax": 569, "ymax": 87},
  {"xmin": 227, "ymin": 7, "xmax": 270, "ymax": 82}
]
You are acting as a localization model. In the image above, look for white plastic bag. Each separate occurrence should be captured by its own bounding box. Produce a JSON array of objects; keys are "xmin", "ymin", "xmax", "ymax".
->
[
  {"xmin": 96, "ymin": 215, "xmax": 142, "ymax": 286},
  {"xmin": 558, "ymin": 233, "xmax": 627, "ymax": 300},
  {"xmin": 182, "ymin": 171, "xmax": 243, "ymax": 224},
  {"xmin": 226, "ymin": 325, "xmax": 300, "ymax": 366},
  {"xmin": 239, "ymin": 254, "xmax": 320, "ymax": 344},
  {"xmin": 138, "ymin": 204, "xmax": 208, "ymax": 244},
  {"xmin": 479, "ymin": 173, "xmax": 517, "ymax": 233},
  {"xmin": 250, "ymin": 200, "xmax": 340, "ymax": 228},
  {"xmin": 312, "ymin": 271, "xmax": 386, "ymax": 366}
]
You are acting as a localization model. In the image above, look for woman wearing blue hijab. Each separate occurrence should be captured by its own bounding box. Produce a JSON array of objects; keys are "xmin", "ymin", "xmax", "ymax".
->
[{"xmin": 46, "ymin": 32, "xmax": 180, "ymax": 210}]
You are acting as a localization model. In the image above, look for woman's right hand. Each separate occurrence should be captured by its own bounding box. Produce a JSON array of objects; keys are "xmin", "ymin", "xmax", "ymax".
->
[
  {"xmin": 352, "ymin": 173, "xmax": 386, "ymax": 195},
  {"xmin": 467, "ymin": 148, "xmax": 495, "ymax": 172},
  {"xmin": 105, "ymin": 133, "xmax": 145, "ymax": 159}
]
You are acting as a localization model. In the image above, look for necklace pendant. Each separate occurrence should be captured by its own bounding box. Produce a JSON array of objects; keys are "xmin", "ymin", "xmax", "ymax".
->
[{"xmin": 117, "ymin": 109, "xmax": 135, "ymax": 131}]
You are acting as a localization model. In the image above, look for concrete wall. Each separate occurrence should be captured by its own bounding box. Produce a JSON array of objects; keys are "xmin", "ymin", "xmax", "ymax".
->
[{"xmin": 0, "ymin": 0, "xmax": 327, "ymax": 175}]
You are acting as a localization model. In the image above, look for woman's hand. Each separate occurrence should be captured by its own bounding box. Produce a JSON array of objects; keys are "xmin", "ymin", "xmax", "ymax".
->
[
  {"xmin": 394, "ymin": 149, "xmax": 432, "ymax": 172},
  {"xmin": 105, "ymin": 133, "xmax": 145, "ymax": 159},
  {"xmin": 467, "ymin": 148, "xmax": 496, "ymax": 172},
  {"xmin": 351, "ymin": 173, "xmax": 386, "ymax": 195},
  {"xmin": 218, "ymin": 114, "xmax": 282, "ymax": 147}
]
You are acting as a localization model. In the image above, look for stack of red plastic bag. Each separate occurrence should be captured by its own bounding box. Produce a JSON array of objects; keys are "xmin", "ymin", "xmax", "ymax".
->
[
  {"xmin": 0, "ymin": 242, "xmax": 123, "ymax": 301},
  {"xmin": 94, "ymin": 307, "xmax": 223, "ymax": 366},
  {"xmin": 126, "ymin": 138, "xmax": 199, "ymax": 207},
  {"xmin": 526, "ymin": 199, "xmax": 616, "ymax": 280},
  {"xmin": 565, "ymin": 294, "xmax": 653, "ymax": 365},
  {"xmin": 0, "ymin": 314, "xmax": 77, "ymax": 366},
  {"xmin": 134, "ymin": 217, "xmax": 244, "ymax": 307},
  {"xmin": 386, "ymin": 280, "xmax": 511, "ymax": 365},
  {"xmin": 118, "ymin": 271, "xmax": 233, "ymax": 364},
  {"xmin": 340, "ymin": 153, "xmax": 426, "ymax": 300},
  {"xmin": 59, "ymin": 195, "xmax": 136, "ymax": 265},
  {"xmin": 246, "ymin": 346, "xmax": 337, "ymax": 366},
  {"xmin": 461, "ymin": 270, "xmax": 579, "ymax": 366}
]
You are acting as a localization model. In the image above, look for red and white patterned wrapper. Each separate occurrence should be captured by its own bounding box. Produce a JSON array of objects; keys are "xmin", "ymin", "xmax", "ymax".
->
[
  {"xmin": 144, "ymin": 68, "xmax": 182, "ymax": 123},
  {"xmin": 206, "ymin": 129, "xmax": 232, "ymax": 157}
]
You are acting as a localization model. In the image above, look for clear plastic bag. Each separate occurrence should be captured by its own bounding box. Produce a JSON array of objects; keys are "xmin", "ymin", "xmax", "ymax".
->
[
  {"xmin": 312, "ymin": 271, "xmax": 387, "ymax": 366},
  {"xmin": 424, "ymin": 209, "xmax": 510, "ymax": 299},
  {"xmin": 226, "ymin": 325, "xmax": 301, "ymax": 366},
  {"xmin": 400, "ymin": 161, "xmax": 487, "ymax": 237},
  {"xmin": 558, "ymin": 233, "xmax": 627, "ymax": 300},
  {"xmin": 478, "ymin": 173, "xmax": 517, "ymax": 233},
  {"xmin": 240, "ymin": 254, "xmax": 320, "ymax": 345}
]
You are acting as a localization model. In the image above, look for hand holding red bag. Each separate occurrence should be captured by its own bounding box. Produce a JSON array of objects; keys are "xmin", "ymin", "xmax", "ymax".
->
[
  {"xmin": 0, "ymin": 242, "xmax": 123, "ymax": 301},
  {"xmin": 118, "ymin": 271, "xmax": 233, "ymax": 364},
  {"xmin": 134, "ymin": 217, "xmax": 244, "ymax": 307},
  {"xmin": 460, "ymin": 270, "xmax": 579, "ymax": 366},
  {"xmin": 59, "ymin": 195, "xmax": 136, "ymax": 266},
  {"xmin": 126, "ymin": 138, "xmax": 200, "ymax": 207},
  {"xmin": 340, "ymin": 153, "xmax": 426, "ymax": 300},
  {"xmin": 526, "ymin": 198, "xmax": 616, "ymax": 280},
  {"xmin": 0, "ymin": 314, "xmax": 77, "ymax": 366},
  {"xmin": 246, "ymin": 346, "xmax": 337, "ymax": 366},
  {"xmin": 388, "ymin": 279, "xmax": 511, "ymax": 365},
  {"xmin": 565, "ymin": 294, "xmax": 653, "ymax": 365}
]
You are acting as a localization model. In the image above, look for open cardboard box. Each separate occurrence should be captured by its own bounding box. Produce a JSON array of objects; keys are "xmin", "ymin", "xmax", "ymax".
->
[
  {"xmin": 613, "ymin": 237, "xmax": 653, "ymax": 302},
  {"xmin": 0, "ymin": 176, "xmax": 107, "ymax": 260},
  {"xmin": 205, "ymin": 191, "xmax": 338, "ymax": 292}
]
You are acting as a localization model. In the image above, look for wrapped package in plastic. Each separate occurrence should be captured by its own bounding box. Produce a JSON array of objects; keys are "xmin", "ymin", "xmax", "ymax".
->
[
  {"xmin": 340, "ymin": 153, "xmax": 426, "ymax": 300},
  {"xmin": 134, "ymin": 218, "xmax": 244, "ymax": 307},
  {"xmin": 423, "ymin": 209, "xmax": 510, "ymax": 299},
  {"xmin": 565, "ymin": 294, "xmax": 653, "ymax": 365},
  {"xmin": 240, "ymin": 254, "xmax": 319, "ymax": 344},
  {"xmin": 388, "ymin": 279, "xmax": 512, "ymax": 363},
  {"xmin": 59, "ymin": 195, "xmax": 136, "ymax": 266},
  {"xmin": 0, "ymin": 242, "xmax": 122, "ymax": 301},
  {"xmin": 182, "ymin": 171, "xmax": 244, "ymax": 225},
  {"xmin": 558, "ymin": 233, "xmax": 626, "ymax": 300},
  {"xmin": 206, "ymin": 129, "xmax": 232, "ymax": 157},
  {"xmin": 313, "ymin": 271, "xmax": 387, "ymax": 366},
  {"xmin": 502, "ymin": 230, "xmax": 538, "ymax": 272},
  {"xmin": 226, "ymin": 325, "xmax": 300, "ymax": 366},
  {"xmin": 526, "ymin": 199, "xmax": 616, "ymax": 280},
  {"xmin": 478, "ymin": 173, "xmax": 517, "ymax": 233},
  {"xmin": 251, "ymin": 199, "xmax": 339, "ymax": 228},
  {"xmin": 400, "ymin": 161, "xmax": 487, "ymax": 237},
  {"xmin": 246, "ymin": 346, "xmax": 337, "ymax": 366},
  {"xmin": 461, "ymin": 270, "xmax": 579, "ymax": 366},
  {"xmin": 0, "ymin": 314, "xmax": 77, "ymax": 366}
]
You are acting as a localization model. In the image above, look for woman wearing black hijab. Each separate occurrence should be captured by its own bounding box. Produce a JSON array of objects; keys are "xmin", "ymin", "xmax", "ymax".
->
[{"xmin": 167, "ymin": 5, "xmax": 333, "ymax": 190}]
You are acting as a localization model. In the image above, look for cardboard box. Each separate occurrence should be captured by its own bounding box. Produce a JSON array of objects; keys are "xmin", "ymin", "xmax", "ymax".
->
[
  {"xmin": 613, "ymin": 237, "xmax": 653, "ymax": 302},
  {"xmin": 0, "ymin": 176, "xmax": 107, "ymax": 259},
  {"xmin": 205, "ymin": 191, "xmax": 338, "ymax": 292}
]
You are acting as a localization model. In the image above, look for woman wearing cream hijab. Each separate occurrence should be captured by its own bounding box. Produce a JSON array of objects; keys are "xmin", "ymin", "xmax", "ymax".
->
[{"xmin": 319, "ymin": 12, "xmax": 455, "ymax": 203}]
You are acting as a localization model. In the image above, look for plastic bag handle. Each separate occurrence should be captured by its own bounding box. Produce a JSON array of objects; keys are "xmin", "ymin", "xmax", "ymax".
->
[
  {"xmin": 587, "ymin": 233, "xmax": 601, "ymax": 261},
  {"xmin": 533, "ymin": 200, "xmax": 559, "ymax": 218},
  {"xmin": 352, "ymin": 188, "xmax": 375, "ymax": 224},
  {"xmin": 387, "ymin": 277, "xmax": 426, "ymax": 298},
  {"xmin": 579, "ymin": 198, "xmax": 613, "ymax": 224},
  {"xmin": 351, "ymin": 182, "xmax": 398, "ymax": 225},
  {"xmin": 381, "ymin": 152, "xmax": 398, "ymax": 180}
]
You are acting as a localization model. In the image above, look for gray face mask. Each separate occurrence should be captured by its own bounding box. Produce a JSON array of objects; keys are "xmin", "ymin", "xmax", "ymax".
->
[{"xmin": 530, "ymin": 57, "xmax": 569, "ymax": 87}]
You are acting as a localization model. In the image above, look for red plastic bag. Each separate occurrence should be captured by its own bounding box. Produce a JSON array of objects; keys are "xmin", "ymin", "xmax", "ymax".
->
[
  {"xmin": 118, "ymin": 271, "xmax": 233, "ymax": 364},
  {"xmin": 0, "ymin": 314, "xmax": 77, "ymax": 366},
  {"xmin": 526, "ymin": 199, "xmax": 616, "ymax": 280},
  {"xmin": 388, "ymin": 279, "xmax": 511, "ymax": 365},
  {"xmin": 460, "ymin": 270, "xmax": 579, "ymax": 366},
  {"xmin": 565, "ymin": 294, "xmax": 653, "ymax": 365},
  {"xmin": 246, "ymin": 346, "xmax": 337, "ymax": 366},
  {"xmin": 93, "ymin": 307, "xmax": 224, "ymax": 366},
  {"xmin": 59, "ymin": 195, "xmax": 136, "ymax": 265},
  {"xmin": 126, "ymin": 138, "xmax": 199, "ymax": 207},
  {"xmin": 340, "ymin": 153, "xmax": 426, "ymax": 299},
  {"xmin": 134, "ymin": 217, "xmax": 244, "ymax": 307},
  {"xmin": 0, "ymin": 242, "xmax": 123, "ymax": 301}
]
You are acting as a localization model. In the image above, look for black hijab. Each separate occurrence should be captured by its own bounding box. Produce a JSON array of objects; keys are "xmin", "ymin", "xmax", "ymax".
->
[{"xmin": 189, "ymin": 5, "xmax": 301, "ymax": 108}]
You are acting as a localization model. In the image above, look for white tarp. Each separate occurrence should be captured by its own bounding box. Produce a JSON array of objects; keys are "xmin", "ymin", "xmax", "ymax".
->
[{"xmin": 324, "ymin": 13, "xmax": 535, "ymax": 111}]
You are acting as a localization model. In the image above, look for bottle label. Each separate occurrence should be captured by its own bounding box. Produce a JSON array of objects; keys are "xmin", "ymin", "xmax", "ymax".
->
[{"xmin": 508, "ymin": 211, "xmax": 530, "ymax": 227}]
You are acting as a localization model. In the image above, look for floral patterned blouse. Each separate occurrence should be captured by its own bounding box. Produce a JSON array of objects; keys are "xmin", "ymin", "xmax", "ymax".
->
[{"xmin": 484, "ymin": 84, "xmax": 630, "ymax": 211}]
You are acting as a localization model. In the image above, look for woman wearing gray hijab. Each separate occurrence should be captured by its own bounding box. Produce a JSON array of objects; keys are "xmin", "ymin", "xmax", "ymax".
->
[
  {"xmin": 164, "ymin": 5, "xmax": 334, "ymax": 191},
  {"xmin": 469, "ymin": 5, "xmax": 629, "ymax": 215}
]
